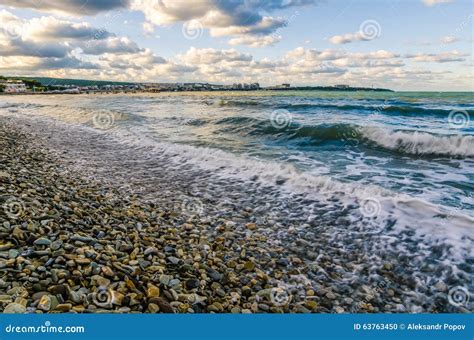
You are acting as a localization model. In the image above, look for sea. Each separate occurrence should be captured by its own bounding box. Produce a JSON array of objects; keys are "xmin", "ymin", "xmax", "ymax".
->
[{"xmin": 1, "ymin": 90, "xmax": 473, "ymax": 311}]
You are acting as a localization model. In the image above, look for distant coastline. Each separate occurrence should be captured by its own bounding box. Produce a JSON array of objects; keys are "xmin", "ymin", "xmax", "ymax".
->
[{"xmin": 0, "ymin": 76, "xmax": 393, "ymax": 94}]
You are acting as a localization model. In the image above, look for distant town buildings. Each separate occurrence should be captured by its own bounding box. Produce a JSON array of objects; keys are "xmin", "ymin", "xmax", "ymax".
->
[
  {"xmin": 266, "ymin": 83, "xmax": 291, "ymax": 89},
  {"xmin": 140, "ymin": 82, "xmax": 260, "ymax": 92},
  {"xmin": 0, "ymin": 80, "xmax": 262, "ymax": 94},
  {"xmin": 0, "ymin": 78, "xmax": 390, "ymax": 94},
  {"xmin": 0, "ymin": 80, "xmax": 27, "ymax": 93}
]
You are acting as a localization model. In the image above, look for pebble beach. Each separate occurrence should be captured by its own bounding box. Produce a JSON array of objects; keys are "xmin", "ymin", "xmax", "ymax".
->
[{"xmin": 0, "ymin": 117, "xmax": 326, "ymax": 313}]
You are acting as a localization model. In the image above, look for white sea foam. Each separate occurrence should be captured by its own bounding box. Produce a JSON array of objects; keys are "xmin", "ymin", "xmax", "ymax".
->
[{"xmin": 361, "ymin": 127, "xmax": 474, "ymax": 157}]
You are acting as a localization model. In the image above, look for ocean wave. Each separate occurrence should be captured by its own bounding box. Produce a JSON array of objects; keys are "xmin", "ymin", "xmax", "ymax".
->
[
  {"xmin": 361, "ymin": 127, "xmax": 474, "ymax": 157},
  {"xmin": 217, "ymin": 99, "xmax": 474, "ymax": 116},
  {"xmin": 214, "ymin": 117, "xmax": 474, "ymax": 158}
]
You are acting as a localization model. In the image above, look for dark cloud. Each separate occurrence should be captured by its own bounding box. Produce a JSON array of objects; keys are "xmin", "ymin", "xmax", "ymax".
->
[
  {"xmin": 79, "ymin": 37, "xmax": 142, "ymax": 55},
  {"xmin": 38, "ymin": 56, "xmax": 98, "ymax": 69},
  {"xmin": 0, "ymin": 39, "xmax": 70, "ymax": 58},
  {"xmin": 28, "ymin": 17, "xmax": 114, "ymax": 40},
  {"xmin": 0, "ymin": 0, "xmax": 129, "ymax": 15}
]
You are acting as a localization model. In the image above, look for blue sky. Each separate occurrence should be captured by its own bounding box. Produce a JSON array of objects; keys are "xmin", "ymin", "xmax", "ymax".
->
[{"xmin": 0, "ymin": 0, "xmax": 472, "ymax": 90}]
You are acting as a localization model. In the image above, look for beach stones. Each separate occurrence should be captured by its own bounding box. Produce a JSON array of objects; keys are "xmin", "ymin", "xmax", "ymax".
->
[
  {"xmin": 101, "ymin": 266, "xmax": 115, "ymax": 277},
  {"xmin": 110, "ymin": 290, "xmax": 124, "ymax": 306},
  {"xmin": 147, "ymin": 284, "xmax": 160, "ymax": 298},
  {"xmin": 55, "ymin": 303, "xmax": 72, "ymax": 312},
  {"xmin": 185, "ymin": 278, "xmax": 199, "ymax": 290},
  {"xmin": 148, "ymin": 303, "xmax": 159, "ymax": 313},
  {"xmin": 38, "ymin": 295, "xmax": 56, "ymax": 311},
  {"xmin": 149, "ymin": 297, "xmax": 174, "ymax": 313},
  {"xmin": 207, "ymin": 269, "xmax": 223, "ymax": 282},
  {"xmin": 33, "ymin": 238, "xmax": 51, "ymax": 247},
  {"xmin": 4, "ymin": 303, "xmax": 26, "ymax": 314}
]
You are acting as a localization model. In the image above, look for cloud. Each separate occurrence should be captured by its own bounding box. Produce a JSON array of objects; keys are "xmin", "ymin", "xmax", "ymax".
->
[
  {"xmin": 131, "ymin": 0, "xmax": 317, "ymax": 46},
  {"xmin": 0, "ymin": 55, "xmax": 97, "ymax": 71},
  {"xmin": 79, "ymin": 37, "xmax": 142, "ymax": 55},
  {"xmin": 1, "ymin": 0, "xmax": 318, "ymax": 47},
  {"xmin": 0, "ymin": 0, "xmax": 129, "ymax": 15},
  {"xmin": 208, "ymin": 16, "xmax": 287, "ymax": 37},
  {"xmin": 228, "ymin": 35, "xmax": 281, "ymax": 47},
  {"xmin": 329, "ymin": 23, "xmax": 382, "ymax": 44},
  {"xmin": 178, "ymin": 47, "xmax": 253, "ymax": 65},
  {"xmin": 0, "ymin": 39, "xmax": 69, "ymax": 58},
  {"xmin": 24, "ymin": 16, "xmax": 113, "ymax": 41},
  {"xmin": 0, "ymin": 9, "xmax": 157, "ymax": 72},
  {"xmin": 329, "ymin": 32, "xmax": 366, "ymax": 44},
  {"xmin": 421, "ymin": 0, "xmax": 453, "ymax": 6},
  {"xmin": 405, "ymin": 51, "xmax": 467, "ymax": 62},
  {"xmin": 142, "ymin": 21, "xmax": 155, "ymax": 36},
  {"xmin": 441, "ymin": 36, "xmax": 459, "ymax": 44},
  {"xmin": 98, "ymin": 49, "xmax": 166, "ymax": 69}
]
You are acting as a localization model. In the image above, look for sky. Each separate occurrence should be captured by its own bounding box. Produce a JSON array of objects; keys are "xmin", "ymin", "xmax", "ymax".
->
[{"xmin": 0, "ymin": 0, "xmax": 472, "ymax": 91}]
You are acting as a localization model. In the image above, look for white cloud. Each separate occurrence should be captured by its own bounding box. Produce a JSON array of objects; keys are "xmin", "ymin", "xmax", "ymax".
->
[
  {"xmin": 0, "ymin": 10, "xmax": 160, "ymax": 72},
  {"xmin": 142, "ymin": 21, "xmax": 155, "ymax": 35},
  {"xmin": 405, "ymin": 50, "xmax": 467, "ymax": 62},
  {"xmin": 441, "ymin": 36, "xmax": 459, "ymax": 44},
  {"xmin": 178, "ymin": 47, "xmax": 253, "ymax": 65},
  {"xmin": 228, "ymin": 35, "xmax": 281, "ymax": 47},
  {"xmin": 329, "ymin": 32, "xmax": 366, "ymax": 44},
  {"xmin": 422, "ymin": 0, "xmax": 454, "ymax": 6},
  {"xmin": 24, "ymin": 16, "xmax": 113, "ymax": 41},
  {"xmin": 79, "ymin": 37, "xmax": 142, "ymax": 55}
]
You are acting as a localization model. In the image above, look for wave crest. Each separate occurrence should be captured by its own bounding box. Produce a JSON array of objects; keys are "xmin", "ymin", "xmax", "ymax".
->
[{"xmin": 361, "ymin": 127, "xmax": 474, "ymax": 157}]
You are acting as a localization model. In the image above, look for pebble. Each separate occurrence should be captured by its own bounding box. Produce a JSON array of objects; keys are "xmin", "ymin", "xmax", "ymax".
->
[
  {"xmin": 245, "ymin": 223, "xmax": 256, "ymax": 230},
  {"xmin": 4, "ymin": 303, "xmax": 26, "ymax": 314},
  {"xmin": 101, "ymin": 266, "xmax": 115, "ymax": 277},
  {"xmin": 55, "ymin": 303, "xmax": 72, "ymax": 312},
  {"xmin": 185, "ymin": 278, "xmax": 200, "ymax": 290},
  {"xmin": 435, "ymin": 281, "xmax": 447, "ymax": 292},
  {"xmin": 244, "ymin": 261, "xmax": 255, "ymax": 271},
  {"xmin": 33, "ymin": 238, "xmax": 51, "ymax": 246},
  {"xmin": 148, "ymin": 303, "xmax": 160, "ymax": 313},
  {"xmin": 147, "ymin": 284, "xmax": 160, "ymax": 298}
]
